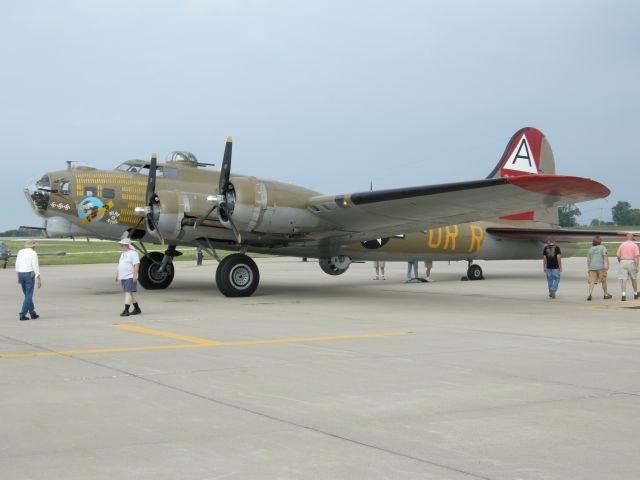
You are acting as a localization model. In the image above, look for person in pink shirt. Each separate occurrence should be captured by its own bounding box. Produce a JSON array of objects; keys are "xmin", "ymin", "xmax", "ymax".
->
[{"xmin": 616, "ymin": 233, "xmax": 639, "ymax": 301}]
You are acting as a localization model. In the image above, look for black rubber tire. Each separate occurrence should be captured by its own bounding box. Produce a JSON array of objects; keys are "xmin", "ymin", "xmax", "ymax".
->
[
  {"xmin": 215, "ymin": 254, "xmax": 260, "ymax": 297},
  {"xmin": 319, "ymin": 260, "xmax": 347, "ymax": 276},
  {"xmin": 138, "ymin": 252, "xmax": 175, "ymax": 290},
  {"xmin": 467, "ymin": 264, "xmax": 483, "ymax": 281}
]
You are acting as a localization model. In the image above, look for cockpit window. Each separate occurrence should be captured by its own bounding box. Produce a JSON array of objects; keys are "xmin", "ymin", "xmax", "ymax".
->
[
  {"xmin": 85, "ymin": 186, "xmax": 97, "ymax": 197},
  {"xmin": 114, "ymin": 162, "xmax": 166, "ymax": 176},
  {"xmin": 60, "ymin": 181, "xmax": 70, "ymax": 195},
  {"xmin": 166, "ymin": 151, "xmax": 198, "ymax": 165},
  {"xmin": 163, "ymin": 167, "xmax": 178, "ymax": 179}
]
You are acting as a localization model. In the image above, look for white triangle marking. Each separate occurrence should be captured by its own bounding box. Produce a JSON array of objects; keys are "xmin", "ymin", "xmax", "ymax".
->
[{"xmin": 504, "ymin": 135, "xmax": 537, "ymax": 174}]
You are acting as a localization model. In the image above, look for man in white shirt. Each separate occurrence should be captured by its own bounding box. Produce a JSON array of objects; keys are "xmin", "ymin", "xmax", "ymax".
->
[
  {"xmin": 115, "ymin": 238, "xmax": 141, "ymax": 317},
  {"xmin": 15, "ymin": 239, "xmax": 41, "ymax": 321}
]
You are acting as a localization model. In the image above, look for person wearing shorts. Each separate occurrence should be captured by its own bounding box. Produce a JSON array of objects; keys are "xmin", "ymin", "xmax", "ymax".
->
[
  {"xmin": 616, "ymin": 233, "xmax": 639, "ymax": 301},
  {"xmin": 586, "ymin": 236, "xmax": 611, "ymax": 301},
  {"xmin": 373, "ymin": 261, "xmax": 386, "ymax": 280},
  {"xmin": 424, "ymin": 260, "xmax": 433, "ymax": 282},
  {"xmin": 115, "ymin": 238, "xmax": 142, "ymax": 316}
]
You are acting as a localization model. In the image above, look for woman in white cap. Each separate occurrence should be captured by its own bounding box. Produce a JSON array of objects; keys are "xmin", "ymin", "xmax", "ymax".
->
[
  {"xmin": 115, "ymin": 238, "xmax": 142, "ymax": 316},
  {"xmin": 15, "ymin": 239, "xmax": 41, "ymax": 320}
]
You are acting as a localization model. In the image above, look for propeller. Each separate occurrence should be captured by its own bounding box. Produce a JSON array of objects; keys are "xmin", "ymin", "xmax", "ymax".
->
[
  {"xmin": 196, "ymin": 137, "xmax": 242, "ymax": 243},
  {"xmin": 135, "ymin": 153, "xmax": 164, "ymax": 243},
  {"xmin": 218, "ymin": 137, "xmax": 242, "ymax": 243}
]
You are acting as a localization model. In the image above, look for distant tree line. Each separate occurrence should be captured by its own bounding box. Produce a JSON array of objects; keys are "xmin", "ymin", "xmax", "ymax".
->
[
  {"xmin": 559, "ymin": 201, "xmax": 640, "ymax": 227},
  {"xmin": 610, "ymin": 201, "xmax": 640, "ymax": 226},
  {"xmin": 559, "ymin": 204, "xmax": 582, "ymax": 227},
  {"xmin": 0, "ymin": 229, "xmax": 44, "ymax": 237}
]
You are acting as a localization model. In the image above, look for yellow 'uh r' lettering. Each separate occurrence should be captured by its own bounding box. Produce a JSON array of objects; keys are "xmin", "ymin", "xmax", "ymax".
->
[{"xmin": 469, "ymin": 224, "xmax": 484, "ymax": 253}]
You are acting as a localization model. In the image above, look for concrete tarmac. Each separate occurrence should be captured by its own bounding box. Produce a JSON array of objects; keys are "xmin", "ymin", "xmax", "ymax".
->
[{"xmin": 1, "ymin": 257, "xmax": 639, "ymax": 480}]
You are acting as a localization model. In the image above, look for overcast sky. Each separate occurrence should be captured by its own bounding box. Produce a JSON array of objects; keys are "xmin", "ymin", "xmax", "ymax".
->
[{"xmin": 1, "ymin": 0, "xmax": 638, "ymax": 232}]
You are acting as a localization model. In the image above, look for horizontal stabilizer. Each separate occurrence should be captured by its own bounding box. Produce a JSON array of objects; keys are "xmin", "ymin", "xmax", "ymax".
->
[{"xmin": 486, "ymin": 227, "xmax": 639, "ymax": 242}]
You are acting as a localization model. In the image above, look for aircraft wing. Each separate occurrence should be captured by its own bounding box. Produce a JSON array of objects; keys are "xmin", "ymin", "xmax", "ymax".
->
[
  {"xmin": 306, "ymin": 175, "xmax": 609, "ymax": 241},
  {"xmin": 485, "ymin": 227, "xmax": 639, "ymax": 243}
]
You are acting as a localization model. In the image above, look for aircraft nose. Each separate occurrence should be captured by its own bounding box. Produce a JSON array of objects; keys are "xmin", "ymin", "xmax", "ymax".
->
[{"xmin": 24, "ymin": 174, "xmax": 51, "ymax": 214}]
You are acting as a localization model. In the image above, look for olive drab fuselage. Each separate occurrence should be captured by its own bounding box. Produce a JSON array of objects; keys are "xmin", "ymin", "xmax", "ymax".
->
[{"xmin": 25, "ymin": 158, "xmax": 572, "ymax": 263}]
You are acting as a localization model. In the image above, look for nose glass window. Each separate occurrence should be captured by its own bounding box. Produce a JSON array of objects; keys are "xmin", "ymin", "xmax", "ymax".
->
[{"xmin": 28, "ymin": 175, "xmax": 51, "ymax": 211}]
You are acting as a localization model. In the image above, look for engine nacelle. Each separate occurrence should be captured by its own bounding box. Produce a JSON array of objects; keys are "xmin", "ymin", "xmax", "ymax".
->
[
  {"xmin": 222, "ymin": 176, "xmax": 320, "ymax": 235},
  {"xmin": 219, "ymin": 177, "xmax": 262, "ymax": 232},
  {"xmin": 319, "ymin": 256, "xmax": 352, "ymax": 276},
  {"xmin": 149, "ymin": 190, "xmax": 185, "ymax": 242}
]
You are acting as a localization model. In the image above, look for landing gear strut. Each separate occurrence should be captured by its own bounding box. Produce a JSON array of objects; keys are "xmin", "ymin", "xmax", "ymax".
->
[{"xmin": 466, "ymin": 261, "xmax": 483, "ymax": 281}]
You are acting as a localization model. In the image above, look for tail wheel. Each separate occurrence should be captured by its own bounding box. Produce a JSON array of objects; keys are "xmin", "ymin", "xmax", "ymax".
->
[
  {"xmin": 467, "ymin": 264, "xmax": 483, "ymax": 281},
  {"xmin": 138, "ymin": 251, "xmax": 175, "ymax": 290},
  {"xmin": 215, "ymin": 253, "xmax": 260, "ymax": 297}
]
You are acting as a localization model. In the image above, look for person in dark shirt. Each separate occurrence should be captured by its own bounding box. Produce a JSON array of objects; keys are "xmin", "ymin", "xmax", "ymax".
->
[{"xmin": 542, "ymin": 237, "xmax": 562, "ymax": 299}]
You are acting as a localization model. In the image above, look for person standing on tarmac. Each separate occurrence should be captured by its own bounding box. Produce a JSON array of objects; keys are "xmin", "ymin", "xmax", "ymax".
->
[
  {"xmin": 115, "ymin": 238, "xmax": 142, "ymax": 317},
  {"xmin": 616, "ymin": 233, "xmax": 639, "ymax": 301},
  {"xmin": 15, "ymin": 239, "xmax": 41, "ymax": 321},
  {"xmin": 424, "ymin": 260, "xmax": 433, "ymax": 282},
  {"xmin": 543, "ymin": 237, "xmax": 562, "ymax": 299},
  {"xmin": 406, "ymin": 260, "xmax": 419, "ymax": 282},
  {"xmin": 586, "ymin": 235, "xmax": 612, "ymax": 301},
  {"xmin": 373, "ymin": 260, "xmax": 386, "ymax": 280}
]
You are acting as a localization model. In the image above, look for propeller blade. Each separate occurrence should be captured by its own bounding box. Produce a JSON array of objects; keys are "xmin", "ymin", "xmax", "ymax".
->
[
  {"xmin": 219, "ymin": 136, "xmax": 232, "ymax": 194},
  {"xmin": 143, "ymin": 152, "xmax": 164, "ymax": 244},
  {"xmin": 145, "ymin": 152, "xmax": 158, "ymax": 207},
  {"xmin": 193, "ymin": 204, "xmax": 218, "ymax": 230},
  {"xmin": 215, "ymin": 136, "xmax": 241, "ymax": 244},
  {"xmin": 228, "ymin": 215, "xmax": 242, "ymax": 244}
]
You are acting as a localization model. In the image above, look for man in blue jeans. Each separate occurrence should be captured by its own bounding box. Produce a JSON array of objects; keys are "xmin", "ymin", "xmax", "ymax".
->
[
  {"xmin": 15, "ymin": 239, "xmax": 42, "ymax": 320},
  {"xmin": 543, "ymin": 237, "xmax": 562, "ymax": 299}
]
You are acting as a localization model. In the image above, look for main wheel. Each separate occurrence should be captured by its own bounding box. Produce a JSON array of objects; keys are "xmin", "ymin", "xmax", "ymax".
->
[
  {"xmin": 215, "ymin": 254, "xmax": 260, "ymax": 297},
  {"xmin": 467, "ymin": 264, "xmax": 483, "ymax": 281},
  {"xmin": 138, "ymin": 251, "xmax": 175, "ymax": 290},
  {"xmin": 318, "ymin": 256, "xmax": 351, "ymax": 276}
]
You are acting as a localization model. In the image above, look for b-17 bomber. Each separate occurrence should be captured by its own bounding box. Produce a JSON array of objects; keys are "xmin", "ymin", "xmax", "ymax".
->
[{"xmin": 23, "ymin": 127, "xmax": 618, "ymax": 297}]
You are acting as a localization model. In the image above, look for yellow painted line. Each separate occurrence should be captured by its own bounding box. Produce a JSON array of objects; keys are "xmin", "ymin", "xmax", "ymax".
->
[
  {"xmin": 0, "ymin": 344, "xmax": 204, "ymax": 359},
  {"xmin": 583, "ymin": 300, "xmax": 640, "ymax": 311},
  {"xmin": 0, "ymin": 326, "xmax": 408, "ymax": 359},
  {"xmin": 218, "ymin": 332, "xmax": 408, "ymax": 346},
  {"xmin": 113, "ymin": 324, "xmax": 408, "ymax": 347},
  {"xmin": 113, "ymin": 323, "xmax": 223, "ymax": 345}
]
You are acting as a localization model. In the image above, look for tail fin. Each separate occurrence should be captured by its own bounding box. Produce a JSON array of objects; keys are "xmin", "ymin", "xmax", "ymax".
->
[
  {"xmin": 487, "ymin": 127, "xmax": 555, "ymax": 179},
  {"xmin": 488, "ymin": 127, "xmax": 559, "ymax": 225}
]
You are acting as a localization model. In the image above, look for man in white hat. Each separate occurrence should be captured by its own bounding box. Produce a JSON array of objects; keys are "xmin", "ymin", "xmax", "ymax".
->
[
  {"xmin": 115, "ymin": 238, "xmax": 142, "ymax": 316},
  {"xmin": 15, "ymin": 239, "xmax": 41, "ymax": 320}
]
